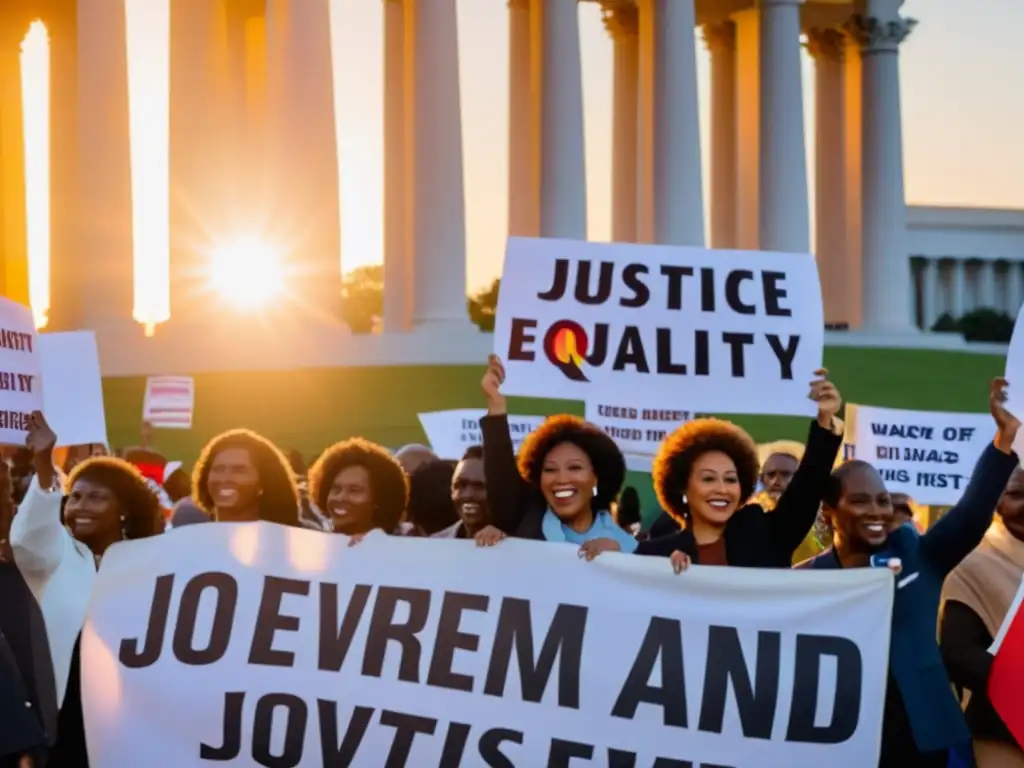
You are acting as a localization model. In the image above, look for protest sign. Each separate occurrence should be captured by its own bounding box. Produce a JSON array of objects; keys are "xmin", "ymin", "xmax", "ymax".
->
[
  {"xmin": 844, "ymin": 404, "xmax": 992, "ymax": 506},
  {"xmin": 418, "ymin": 409, "xmax": 545, "ymax": 459},
  {"xmin": 0, "ymin": 298, "xmax": 42, "ymax": 444},
  {"xmin": 83, "ymin": 523, "xmax": 892, "ymax": 767},
  {"xmin": 493, "ymin": 237, "xmax": 823, "ymax": 416},
  {"xmin": 38, "ymin": 331, "xmax": 107, "ymax": 447},
  {"xmin": 143, "ymin": 375, "xmax": 195, "ymax": 429},
  {"xmin": 585, "ymin": 399, "xmax": 692, "ymax": 459}
]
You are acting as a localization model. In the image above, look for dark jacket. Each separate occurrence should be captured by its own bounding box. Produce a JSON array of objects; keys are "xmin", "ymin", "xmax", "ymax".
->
[
  {"xmin": 0, "ymin": 561, "xmax": 58, "ymax": 766},
  {"xmin": 798, "ymin": 442, "xmax": 1018, "ymax": 757},
  {"xmin": 48, "ymin": 633, "xmax": 86, "ymax": 768},
  {"xmin": 480, "ymin": 413, "xmax": 558, "ymax": 539},
  {"xmin": 637, "ymin": 419, "xmax": 842, "ymax": 567},
  {"xmin": 941, "ymin": 597, "xmax": 1021, "ymax": 750}
]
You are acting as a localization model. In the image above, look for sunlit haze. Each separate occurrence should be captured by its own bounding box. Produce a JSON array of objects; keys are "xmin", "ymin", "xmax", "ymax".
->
[
  {"xmin": 20, "ymin": 0, "xmax": 1024, "ymax": 326},
  {"xmin": 209, "ymin": 239, "xmax": 284, "ymax": 310}
]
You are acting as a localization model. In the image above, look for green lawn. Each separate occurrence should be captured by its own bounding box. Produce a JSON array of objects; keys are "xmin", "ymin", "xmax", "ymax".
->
[{"xmin": 107, "ymin": 345, "xmax": 1006, "ymax": 466}]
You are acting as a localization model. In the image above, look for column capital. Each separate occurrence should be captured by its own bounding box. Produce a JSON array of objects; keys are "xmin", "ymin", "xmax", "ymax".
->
[
  {"xmin": 702, "ymin": 21, "xmax": 735, "ymax": 53},
  {"xmin": 804, "ymin": 27, "xmax": 845, "ymax": 62},
  {"xmin": 844, "ymin": 14, "xmax": 916, "ymax": 53},
  {"xmin": 601, "ymin": 4, "xmax": 638, "ymax": 39}
]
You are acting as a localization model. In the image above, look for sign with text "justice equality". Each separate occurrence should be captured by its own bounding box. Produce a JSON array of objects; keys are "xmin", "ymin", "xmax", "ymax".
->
[{"xmin": 82, "ymin": 523, "xmax": 891, "ymax": 767}]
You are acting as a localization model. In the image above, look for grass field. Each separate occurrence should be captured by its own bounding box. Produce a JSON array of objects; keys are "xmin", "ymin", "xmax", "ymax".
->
[{"xmin": 106, "ymin": 345, "xmax": 1006, "ymax": 465}]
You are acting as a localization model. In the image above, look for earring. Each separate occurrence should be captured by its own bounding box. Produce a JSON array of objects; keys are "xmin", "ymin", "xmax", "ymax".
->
[
  {"xmin": 682, "ymin": 494, "xmax": 688, "ymax": 504},
  {"xmin": 120, "ymin": 514, "xmax": 127, "ymax": 539},
  {"xmin": 592, "ymin": 486, "xmax": 598, "ymax": 497}
]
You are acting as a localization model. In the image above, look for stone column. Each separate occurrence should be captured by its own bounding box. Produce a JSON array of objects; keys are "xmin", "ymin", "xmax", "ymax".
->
[
  {"xmin": 382, "ymin": 0, "xmax": 410, "ymax": 331},
  {"xmin": 1008, "ymin": 263, "xmax": 1023, "ymax": 319},
  {"xmin": 508, "ymin": 0, "xmax": 536, "ymax": 237},
  {"xmin": 636, "ymin": 0, "xmax": 704, "ymax": 246},
  {"xmin": 950, "ymin": 259, "xmax": 966, "ymax": 319},
  {"xmin": 758, "ymin": 0, "xmax": 809, "ymax": 253},
  {"xmin": 919, "ymin": 257, "xmax": 937, "ymax": 330},
  {"xmin": 169, "ymin": 0, "xmax": 233, "ymax": 323},
  {"xmin": 704, "ymin": 21, "xmax": 737, "ymax": 249},
  {"xmin": 0, "ymin": 22, "xmax": 29, "ymax": 307},
  {"xmin": 605, "ymin": 5, "xmax": 639, "ymax": 243},
  {"xmin": 407, "ymin": 0, "xmax": 470, "ymax": 327},
  {"xmin": 533, "ymin": 0, "xmax": 587, "ymax": 239},
  {"xmin": 978, "ymin": 260, "xmax": 997, "ymax": 309},
  {"xmin": 733, "ymin": 8, "xmax": 760, "ymax": 250},
  {"xmin": 266, "ymin": 0, "xmax": 342, "ymax": 322},
  {"xmin": 806, "ymin": 28, "xmax": 847, "ymax": 325},
  {"xmin": 846, "ymin": 0, "xmax": 915, "ymax": 332}
]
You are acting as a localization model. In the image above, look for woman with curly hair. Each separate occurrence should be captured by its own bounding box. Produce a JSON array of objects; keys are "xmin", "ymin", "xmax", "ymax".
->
[
  {"xmin": 584, "ymin": 369, "xmax": 844, "ymax": 570},
  {"xmin": 192, "ymin": 429, "xmax": 300, "ymax": 526},
  {"xmin": 475, "ymin": 356, "xmax": 635, "ymax": 551},
  {"xmin": 308, "ymin": 438, "xmax": 409, "ymax": 537},
  {"xmin": 10, "ymin": 413, "xmax": 164, "ymax": 705}
]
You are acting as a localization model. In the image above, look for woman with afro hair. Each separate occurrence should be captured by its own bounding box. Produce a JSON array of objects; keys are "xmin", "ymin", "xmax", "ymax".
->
[
  {"xmin": 584, "ymin": 368, "xmax": 844, "ymax": 570},
  {"xmin": 192, "ymin": 429, "xmax": 300, "ymax": 526},
  {"xmin": 10, "ymin": 413, "xmax": 164, "ymax": 709},
  {"xmin": 474, "ymin": 356, "xmax": 636, "ymax": 552},
  {"xmin": 308, "ymin": 438, "xmax": 409, "ymax": 538}
]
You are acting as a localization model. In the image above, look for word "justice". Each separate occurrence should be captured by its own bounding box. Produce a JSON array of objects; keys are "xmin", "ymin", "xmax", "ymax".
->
[{"xmin": 537, "ymin": 259, "xmax": 793, "ymax": 316}]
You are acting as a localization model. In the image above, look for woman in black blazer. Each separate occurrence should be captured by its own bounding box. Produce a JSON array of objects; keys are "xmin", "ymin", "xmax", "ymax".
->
[{"xmin": 583, "ymin": 369, "xmax": 844, "ymax": 570}]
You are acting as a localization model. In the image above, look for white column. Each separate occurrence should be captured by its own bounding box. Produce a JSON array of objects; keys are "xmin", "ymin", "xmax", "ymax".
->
[
  {"xmin": 266, "ymin": 0, "xmax": 342, "ymax": 321},
  {"xmin": 636, "ymin": 0, "xmax": 704, "ymax": 246},
  {"xmin": 920, "ymin": 258, "xmax": 937, "ymax": 330},
  {"xmin": 533, "ymin": 0, "xmax": 587, "ymax": 239},
  {"xmin": 758, "ymin": 0, "xmax": 809, "ymax": 253},
  {"xmin": 951, "ymin": 259, "xmax": 966, "ymax": 318},
  {"xmin": 508, "ymin": 0, "xmax": 536, "ymax": 237},
  {"xmin": 76, "ymin": 0, "xmax": 135, "ymax": 327},
  {"xmin": 704, "ymin": 21, "xmax": 737, "ymax": 249},
  {"xmin": 382, "ymin": 0, "xmax": 410, "ymax": 331},
  {"xmin": 408, "ymin": 0, "xmax": 470, "ymax": 327},
  {"xmin": 605, "ymin": 5, "xmax": 639, "ymax": 243},
  {"xmin": 978, "ymin": 260, "xmax": 997, "ymax": 309},
  {"xmin": 1009, "ymin": 262, "xmax": 1024, "ymax": 318},
  {"xmin": 806, "ymin": 28, "xmax": 847, "ymax": 326},
  {"xmin": 846, "ymin": 0, "xmax": 915, "ymax": 332}
]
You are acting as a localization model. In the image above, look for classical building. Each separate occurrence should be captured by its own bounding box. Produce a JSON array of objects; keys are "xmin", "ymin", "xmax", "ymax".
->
[{"xmin": 0, "ymin": 0, "xmax": 1016, "ymax": 374}]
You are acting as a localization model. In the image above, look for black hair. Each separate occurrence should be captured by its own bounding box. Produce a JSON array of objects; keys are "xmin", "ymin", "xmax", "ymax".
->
[
  {"xmin": 406, "ymin": 459, "xmax": 459, "ymax": 535},
  {"xmin": 461, "ymin": 445, "xmax": 483, "ymax": 461},
  {"xmin": 822, "ymin": 460, "xmax": 875, "ymax": 509},
  {"xmin": 192, "ymin": 429, "xmax": 300, "ymax": 526},
  {"xmin": 308, "ymin": 438, "xmax": 409, "ymax": 534},
  {"xmin": 66, "ymin": 457, "xmax": 164, "ymax": 540},
  {"xmin": 616, "ymin": 486, "xmax": 642, "ymax": 528},
  {"xmin": 517, "ymin": 414, "xmax": 625, "ymax": 511}
]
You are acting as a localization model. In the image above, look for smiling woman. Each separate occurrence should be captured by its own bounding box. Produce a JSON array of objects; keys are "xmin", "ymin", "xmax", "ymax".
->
[{"xmin": 208, "ymin": 239, "xmax": 284, "ymax": 309}]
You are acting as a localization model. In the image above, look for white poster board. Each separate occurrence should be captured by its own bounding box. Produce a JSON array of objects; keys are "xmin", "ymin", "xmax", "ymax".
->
[
  {"xmin": 38, "ymin": 331, "xmax": 107, "ymax": 447},
  {"xmin": 844, "ymin": 404, "xmax": 992, "ymax": 505},
  {"xmin": 82, "ymin": 524, "xmax": 893, "ymax": 767},
  {"xmin": 143, "ymin": 375, "xmax": 195, "ymax": 429},
  {"xmin": 493, "ymin": 238, "xmax": 824, "ymax": 416},
  {"xmin": 418, "ymin": 409, "xmax": 545, "ymax": 459},
  {"xmin": 584, "ymin": 400, "xmax": 692, "ymax": 461},
  {"xmin": 0, "ymin": 298, "xmax": 43, "ymax": 444}
]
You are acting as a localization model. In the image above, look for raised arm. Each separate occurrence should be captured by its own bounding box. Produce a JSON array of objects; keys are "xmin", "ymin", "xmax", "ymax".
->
[
  {"xmin": 940, "ymin": 598, "xmax": 995, "ymax": 698},
  {"xmin": 10, "ymin": 412, "xmax": 70, "ymax": 584},
  {"xmin": 480, "ymin": 355, "xmax": 532, "ymax": 534},
  {"xmin": 766, "ymin": 369, "xmax": 844, "ymax": 555},
  {"xmin": 920, "ymin": 378, "xmax": 1019, "ymax": 576}
]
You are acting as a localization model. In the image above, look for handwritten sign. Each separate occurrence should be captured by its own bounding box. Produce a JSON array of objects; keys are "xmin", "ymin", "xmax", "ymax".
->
[
  {"xmin": 584, "ymin": 400, "xmax": 692, "ymax": 460},
  {"xmin": 0, "ymin": 299, "xmax": 42, "ymax": 444},
  {"xmin": 418, "ymin": 409, "xmax": 545, "ymax": 459},
  {"xmin": 844, "ymin": 404, "xmax": 992, "ymax": 505},
  {"xmin": 143, "ymin": 376, "xmax": 195, "ymax": 429}
]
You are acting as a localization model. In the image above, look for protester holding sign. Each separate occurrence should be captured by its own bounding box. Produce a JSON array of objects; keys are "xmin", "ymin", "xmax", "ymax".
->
[
  {"xmin": 800, "ymin": 378, "xmax": 1020, "ymax": 768},
  {"xmin": 583, "ymin": 369, "xmax": 843, "ymax": 569},
  {"xmin": 476, "ymin": 355, "xmax": 635, "ymax": 551},
  {"xmin": 10, "ymin": 413, "xmax": 163, "ymax": 704},
  {"xmin": 192, "ymin": 429, "xmax": 300, "ymax": 526},
  {"xmin": 941, "ymin": 466, "xmax": 1024, "ymax": 766},
  {"xmin": 308, "ymin": 437, "xmax": 409, "ymax": 537}
]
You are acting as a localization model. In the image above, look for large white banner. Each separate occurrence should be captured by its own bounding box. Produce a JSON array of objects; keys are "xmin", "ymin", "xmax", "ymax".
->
[
  {"xmin": 845, "ymin": 404, "xmax": 991, "ymax": 505},
  {"xmin": 493, "ymin": 237, "xmax": 824, "ymax": 416},
  {"xmin": 83, "ymin": 524, "xmax": 892, "ymax": 767}
]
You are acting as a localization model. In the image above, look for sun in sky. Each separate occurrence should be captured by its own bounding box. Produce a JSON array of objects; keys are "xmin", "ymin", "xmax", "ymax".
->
[{"xmin": 208, "ymin": 239, "xmax": 284, "ymax": 310}]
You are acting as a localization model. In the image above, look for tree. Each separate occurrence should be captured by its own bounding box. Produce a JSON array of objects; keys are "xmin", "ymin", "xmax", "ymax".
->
[
  {"xmin": 468, "ymin": 278, "xmax": 500, "ymax": 332},
  {"xmin": 342, "ymin": 265, "xmax": 383, "ymax": 334}
]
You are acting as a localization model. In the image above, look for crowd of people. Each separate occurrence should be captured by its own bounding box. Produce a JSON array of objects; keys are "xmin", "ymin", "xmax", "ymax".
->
[{"xmin": 0, "ymin": 355, "xmax": 1022, "ymax": 767}]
